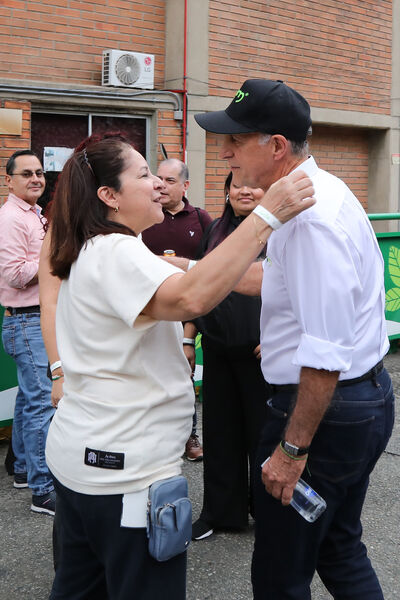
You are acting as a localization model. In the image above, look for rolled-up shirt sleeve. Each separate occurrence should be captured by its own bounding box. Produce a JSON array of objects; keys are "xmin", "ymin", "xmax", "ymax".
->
[
  {"xmin": 0, "ymin": 215, "xmax": 38, "ymax": 288},
  {"xmin": 283, "ymin": 220, "xmax": 361, "ymax": 373}
]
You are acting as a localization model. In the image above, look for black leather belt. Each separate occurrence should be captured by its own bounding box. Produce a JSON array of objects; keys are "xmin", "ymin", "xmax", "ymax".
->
[
  {"xmin": 6, "ymin": 305, "xmax": 40, "ymax": 315},
  {"xmin": 271, "ymin": 360, "xmax": 384, "ymax": 394},
  {"xmin": 338, "ymin": 360, "xmax": 383, "ymax": 387}
]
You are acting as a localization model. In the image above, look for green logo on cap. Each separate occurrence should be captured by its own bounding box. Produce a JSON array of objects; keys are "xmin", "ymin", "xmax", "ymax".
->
[{"xmin": 234, "ymin": 90, "xmax": 249, "ymax": 103}]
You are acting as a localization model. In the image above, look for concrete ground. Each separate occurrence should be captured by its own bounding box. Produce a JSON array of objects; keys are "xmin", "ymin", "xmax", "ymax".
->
[{"xmin": 0, "ymin": 354, "xmax": 399, "ymax": 599}]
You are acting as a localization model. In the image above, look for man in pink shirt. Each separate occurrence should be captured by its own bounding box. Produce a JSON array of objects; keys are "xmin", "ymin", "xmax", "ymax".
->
[{"xmin": 0, "ymin": 150, "xmax": 55, "ymax": 515}]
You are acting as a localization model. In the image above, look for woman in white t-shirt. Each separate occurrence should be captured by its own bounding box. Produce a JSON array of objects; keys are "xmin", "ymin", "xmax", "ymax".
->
[{"xmin": 44, "ymin": 134, "xmax": 315, "ymax": 600}]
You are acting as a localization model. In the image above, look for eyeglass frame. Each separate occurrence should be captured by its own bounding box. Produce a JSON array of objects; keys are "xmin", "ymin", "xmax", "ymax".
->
[{"xmin": 9, "ymin": 169, "xmax": 45, "ymax": 179}]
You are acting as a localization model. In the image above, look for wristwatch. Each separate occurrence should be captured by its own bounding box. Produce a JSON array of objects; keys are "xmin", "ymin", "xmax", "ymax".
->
[{"xmin": 281, "ymin": 440, "xmax": 310, "ymax": 457}]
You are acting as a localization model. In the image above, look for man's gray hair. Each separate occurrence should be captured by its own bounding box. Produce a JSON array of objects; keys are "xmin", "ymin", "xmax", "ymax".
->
[
  {"xmin": 289, "ymin": 139, "xmax": 309, "ymax": 157},
  {"xmin": 258, "ymin": 134, "xmax": 272, "ymax": 146},
  {"xmin": 258, "ymin": 133, "xmax": 309, "ymax": 157},
  {"xmin": 159, "ymin": 158, "xmax": 189, "ymax": 182}
]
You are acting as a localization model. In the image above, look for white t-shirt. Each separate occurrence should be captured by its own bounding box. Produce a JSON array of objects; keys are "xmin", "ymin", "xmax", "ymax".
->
[
  {"xmin": 260, "ymin": 156, "xmax": 389, "ymax": 384},
  {"xmin": 46, "ymin": 234, "xmax": 194, "ymax": 495}
]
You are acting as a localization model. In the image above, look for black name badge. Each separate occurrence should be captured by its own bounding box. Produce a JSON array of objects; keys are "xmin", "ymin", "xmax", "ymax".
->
[{"xmin": 84, "ymin": 447, "xmax": 125, "ymax": 470}]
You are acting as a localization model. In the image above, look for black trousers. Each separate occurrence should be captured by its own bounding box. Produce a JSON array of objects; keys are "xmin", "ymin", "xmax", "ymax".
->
[
  {"xmin": 199, "ymin": 337, "xmax": 270, "ymax": 529},
  {"xmin": 50, "ymin": 477, "xmax": 186, "ymax": 600}
]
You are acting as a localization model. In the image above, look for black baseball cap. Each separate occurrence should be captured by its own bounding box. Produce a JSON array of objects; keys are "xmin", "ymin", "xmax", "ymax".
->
[{"xmin": 194, "ymin": 79, "xmax": 311, "ymax": 142}]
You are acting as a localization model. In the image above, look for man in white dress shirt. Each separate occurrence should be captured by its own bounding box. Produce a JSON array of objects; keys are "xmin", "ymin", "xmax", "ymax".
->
[{"xmin": 195, "ymin": 79, "xmax": 394, "ymax": 600}]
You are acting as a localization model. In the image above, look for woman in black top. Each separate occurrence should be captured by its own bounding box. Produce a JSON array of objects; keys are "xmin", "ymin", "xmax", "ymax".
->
[{"xmin": 185, "ymin": 173, "xmax": 271, "ymax": 540}]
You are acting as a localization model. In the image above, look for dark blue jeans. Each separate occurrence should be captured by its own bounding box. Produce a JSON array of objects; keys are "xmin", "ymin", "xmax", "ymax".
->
[
  {"xmin": 50, "ymin": 477, "xmax": 186, "ymax": 600},
  {"xmin": 252, "ymin": 368, "xmax": 395, "ymax": 600}
]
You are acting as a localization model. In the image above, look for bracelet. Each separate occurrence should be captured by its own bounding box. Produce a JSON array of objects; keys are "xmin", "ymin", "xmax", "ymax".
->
[
  {"xmin": 253, "ymin": 215, "xmax": 268, "ymax": 245},
  {"xmin": 51, "ymin": 374, "xmax": 64, "ymax": 381},
  {"xmin": 187, "ymin": 260, "xmax": 197, "ymax": 270},
  {"xmin": 183, "ymin": 337, "xmax": 195, "ymax": 346},
  {"xmin": 50, "ymin": 360, "xmax": 62, "ymax": 373},
  {"xmin": 253, "ymin": 205, "xmax": 283, "ymax": 230},
  {"xmin": 279, "ymin": 441, "xmax": 308, "ymax": 461}
]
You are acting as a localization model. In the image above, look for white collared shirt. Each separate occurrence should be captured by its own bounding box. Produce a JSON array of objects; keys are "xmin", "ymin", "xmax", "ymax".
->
[{"xmin": 260, "ymin": 156, "xmax": 389, "ymax": 384}]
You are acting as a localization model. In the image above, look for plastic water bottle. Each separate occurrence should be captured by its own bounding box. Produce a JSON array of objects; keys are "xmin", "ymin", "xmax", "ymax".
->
[
  {"xmin": 261, "ymin": 458, "xmax": 326, "ymax": 523},
  {"xmin": 290, "ymin": 478, "xmax": 326, "ymax": 522}
]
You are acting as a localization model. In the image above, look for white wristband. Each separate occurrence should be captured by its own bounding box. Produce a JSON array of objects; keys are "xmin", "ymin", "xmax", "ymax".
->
[
  {"xmin": 183, "ymin": 338, "xmax": 195, "ymax": 346},
  {"xmin": 50, "ymin": 360, "xmax": 62, "ymax": 373},
  {"xmin": 187, "ymin": 260, "xmax": 197, "ymax": 270},
  {"xmin": 253, "ymin": 205, "xmax": 283, "ymax": 230}
]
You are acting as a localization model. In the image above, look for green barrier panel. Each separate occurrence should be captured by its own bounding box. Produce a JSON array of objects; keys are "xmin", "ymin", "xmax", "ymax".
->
[
  {"xmin": 194, "ymin": 333, "xmax": 203, "ymax": 402},
  {"xmin": 368, "ymin": 214, "xmax": 400, "ymax": 342},
  {"xmin": 0, "ymin": 305, "xmax": 18, "ymax": 427}
]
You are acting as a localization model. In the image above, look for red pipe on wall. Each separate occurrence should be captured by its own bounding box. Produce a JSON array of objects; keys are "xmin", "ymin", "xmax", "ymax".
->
[
  {"xmin": 182, "ymin": 0, "xmax": 188, "ymax": 162},
  {"xmin": 167, "ymin": 0, "xmax": 188, "ymax": 162}
]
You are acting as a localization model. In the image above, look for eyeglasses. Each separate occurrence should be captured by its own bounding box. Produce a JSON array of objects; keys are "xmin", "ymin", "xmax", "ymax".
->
[{"xmin": 10, "ymin": 170, "xmax": 45, "ymax": 179}]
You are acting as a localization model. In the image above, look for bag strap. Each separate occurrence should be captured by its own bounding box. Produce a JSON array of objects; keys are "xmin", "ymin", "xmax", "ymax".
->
[{"xmin": 195, "ymin": 207, "xmax": 207, "ymax": 232}]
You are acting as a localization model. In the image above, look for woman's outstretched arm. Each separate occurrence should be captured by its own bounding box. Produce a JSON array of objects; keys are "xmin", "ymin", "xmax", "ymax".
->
[{"xmin": 143, "ymin": 171, "xmax": 314, "ymax": 321}]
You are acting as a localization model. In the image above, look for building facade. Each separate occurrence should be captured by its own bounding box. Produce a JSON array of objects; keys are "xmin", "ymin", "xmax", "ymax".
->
[{"xmin": 0, "ymin": 0, "xmax": 399, "ymax": 224}]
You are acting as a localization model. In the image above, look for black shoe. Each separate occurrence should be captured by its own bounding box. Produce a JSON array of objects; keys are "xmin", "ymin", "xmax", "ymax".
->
[
  {"xmin": 13, "ymin": 472, "xmax": 28, "ymax": 489},
  {"xmin": 31, "ymin": 490, "xmax": 56, "ymax": 516},
  {"xmin": 192, "ymin": 518, "xmax": 213, "ymax": 540}
]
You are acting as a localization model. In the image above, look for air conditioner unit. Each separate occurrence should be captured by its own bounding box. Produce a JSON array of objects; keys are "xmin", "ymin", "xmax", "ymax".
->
[{"xmin": 102, "ymin": 50, "xmax": 154, "ymax": 89}]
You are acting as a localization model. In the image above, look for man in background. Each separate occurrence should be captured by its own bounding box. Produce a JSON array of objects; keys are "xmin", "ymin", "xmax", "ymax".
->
[
  {"xmin": 143, "ymin": 158, "xmax": 212, "ymax": 461},
  {"xmin": 0, "ymin": 150, "xmax": 55, "ymax": 515},
  {"xmin": 142, "ymin": 158, "xmax": 212, "ymax": 256}
]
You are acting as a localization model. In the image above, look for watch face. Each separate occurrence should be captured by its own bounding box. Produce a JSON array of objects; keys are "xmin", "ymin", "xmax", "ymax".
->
[
  {"xmin": 283, "ymin": 442, "xmax": 299, "ymax": 455},
  {"xmin": 283, "ymin": 441, "xmax": 309, "ymax": 456}
]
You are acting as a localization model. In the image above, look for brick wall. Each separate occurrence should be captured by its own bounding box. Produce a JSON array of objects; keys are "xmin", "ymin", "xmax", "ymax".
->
[
  {"xmin": 0, "ymin": 0, "xmax": 165, "ymax": 87},
  {"xmin": 209, "ymin": 0, "xmax": 392, "ymax": 115},
  {"xmin": 0, "ymin": 100, "xmax": 31, "ymax": 206},
  {"xmin": 204, "ymin": 126, "xmax": 370, "ymax": 218},
  {"xmin": 204, "ymin": 132, "xmax": 228, "ymax": 219},
  {"xmin": 0, "ymin": 0, "xmax": 390, "ymax": 213},
  {"xmin": 310, "ymin": 125, "xmax": 369, "ymax": 208},
  {"xmin": 156, "ymin": 110, "xmax": 182, "ymax": 163}
]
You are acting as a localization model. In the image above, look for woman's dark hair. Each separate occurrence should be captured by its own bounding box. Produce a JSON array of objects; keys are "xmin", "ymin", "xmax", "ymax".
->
[
  {"xmin": 50, "ymin": 133, "xmax": 136, "ymax": 279},
  {"xmin": 204, "ymin": 172, "xmax": 235, "ymax": 254}
]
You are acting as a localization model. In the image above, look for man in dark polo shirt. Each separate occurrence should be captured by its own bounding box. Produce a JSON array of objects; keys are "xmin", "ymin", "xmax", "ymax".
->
[
  {"xmin": 143, "ymin": 158, "xmax": 212, "ymax": 461},
  {"xmin": 142, "ymin": 158, "xmax": 212, "ymax": 258}
]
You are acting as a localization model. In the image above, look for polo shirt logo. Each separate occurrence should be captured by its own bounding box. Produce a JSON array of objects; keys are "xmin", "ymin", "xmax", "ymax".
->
[{"xmin": 189, "ymin": 231, "xmax": 194, "ymax": 237}]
